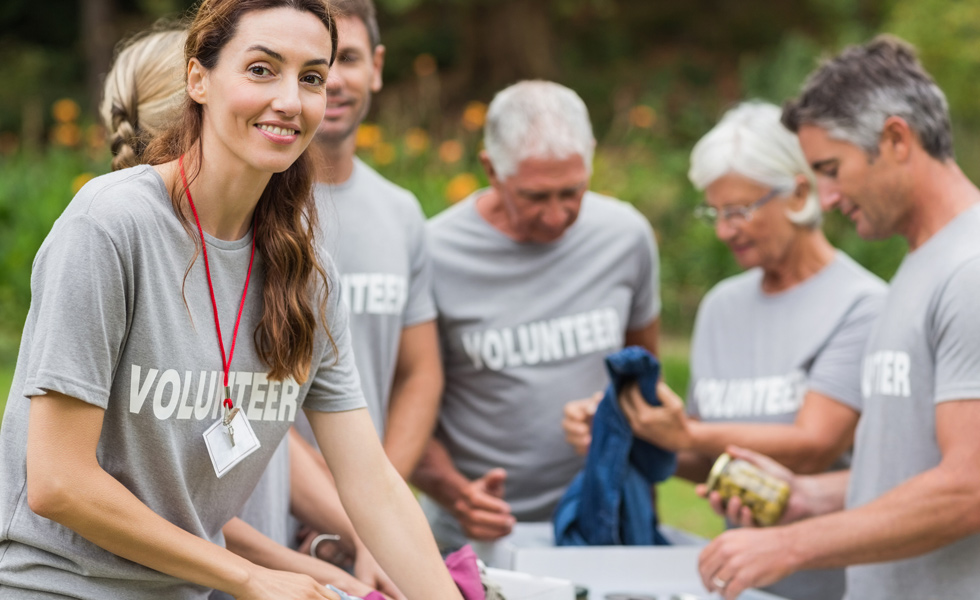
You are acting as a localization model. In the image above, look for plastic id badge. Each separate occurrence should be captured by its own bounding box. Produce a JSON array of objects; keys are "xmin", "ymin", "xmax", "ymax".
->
[{"xmin": 203, "ymin": 409, "xmax": 262, "ymax": 478}]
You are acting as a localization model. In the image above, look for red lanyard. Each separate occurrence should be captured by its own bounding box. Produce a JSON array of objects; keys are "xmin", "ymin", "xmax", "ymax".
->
[{"xmin": 179, "ymin": 155, "xmax": 256, "ymax": 411}]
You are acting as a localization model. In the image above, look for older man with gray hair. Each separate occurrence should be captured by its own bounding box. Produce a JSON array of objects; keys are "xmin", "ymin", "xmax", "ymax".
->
[
  {"xmin": 697, "ymin": 35, "xmax": 980, "ymax": 600},
  {"xmin": 412, "ymin": 80, "xmax": 662, "ymax": 550}
]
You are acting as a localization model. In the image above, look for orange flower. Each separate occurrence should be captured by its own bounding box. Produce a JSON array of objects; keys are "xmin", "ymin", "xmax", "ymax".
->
[
  {"xmin": 438, "ymin": 139, "xmax": 464, "ymax": 164},
  {"xmin": 51, "ymin": 123, "xmax": 82, "ymax": 147},
  {"xmin": 356, "ymin": 123, "xmax": 382, "ymax": 149},
  {"xmin": 413, "ymin": 54, "xmax": 437, "ymax": 78},
  {"xmin": 628, "ymin": 105, "xmax": 657, "ymax": 129},
  {"xmin": 52, "ymin": 98, "xmax": 81, "ymax": 124},
  {"xmin": 373, "ymin": 142, "xmax": 396, "ymax": 166},
  {"xmin": 445, "ymin": 173, "xmax": 479, "ymax": 203},
  {"xmin": 461, "ymin": 101, "xmax": 487, "ymax": 131},
  {"xmin": 404, "ymin": 128, "xmax": 430, "ymax": 155},
  {"xmin": 71, "ymin": 172, "xmax": 95, "ymax": 194}
]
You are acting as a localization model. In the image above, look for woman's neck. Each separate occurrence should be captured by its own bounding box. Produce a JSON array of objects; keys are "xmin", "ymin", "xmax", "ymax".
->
[
  {"xmin": 761, "ymin": 229, "xmax": 836, "ymax": 294},
  {"xmin": 159, "ymin": 152, "xmax": 271, "ymax": 241}
]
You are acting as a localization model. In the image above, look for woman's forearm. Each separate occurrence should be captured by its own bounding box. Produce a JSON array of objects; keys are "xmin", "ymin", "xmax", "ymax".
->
[
  {"xmin": 309, "ymin": 408, "xmax": 463, "ymax": 600},
  {"xmin": 28, "ymin": 394, "xmax": 255, "ymax": 596}
]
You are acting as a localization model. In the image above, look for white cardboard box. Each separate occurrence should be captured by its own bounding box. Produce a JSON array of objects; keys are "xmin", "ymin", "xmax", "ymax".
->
[
  {"xmin": 472, "ymin": 524, "xmax": 785, "ymax": 600},
  {"xmin": 484, "ymin": 567, "xmax": 576, "ymax": 600}
]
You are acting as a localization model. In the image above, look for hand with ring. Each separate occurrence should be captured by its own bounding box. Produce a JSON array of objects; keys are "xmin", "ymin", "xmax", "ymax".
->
[{"xmin": 698, "ymin": 526, "xmax": 801, "ymax": 600}]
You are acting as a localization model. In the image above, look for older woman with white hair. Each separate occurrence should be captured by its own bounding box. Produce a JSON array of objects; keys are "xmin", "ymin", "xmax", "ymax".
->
[{"xmin": 563, "ymin": 101, "xmax": 886, "ymax": 600}]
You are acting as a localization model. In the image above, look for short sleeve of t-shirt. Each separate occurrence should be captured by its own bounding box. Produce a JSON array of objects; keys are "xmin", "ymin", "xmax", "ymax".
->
[
  {"xmin": 401, "ymin": 199, "xmax": 437, "ymax": 328},
  {"xmin": 22, "ymin": 215, "xmax": 129, "ymax": 408},
  {"xmin": 932, "ymin": 256, "xmax": 980, "ymax": 404},
  {"xmin": 807, "ymin": 291, "xmax": 885, "ymax": 412},
  {"xmin": 303, "ymin": 258, "xmax": 367, "ymax": 413},
  {"xmin": 627, "ymin": 214, "xmax": 662, "ymax": 330}
]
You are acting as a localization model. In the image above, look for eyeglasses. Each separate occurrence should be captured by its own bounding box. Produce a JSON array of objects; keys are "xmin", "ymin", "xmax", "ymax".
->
[{"xmin": 694, "ymin": 188, "xmax": 785, "ymax": 225}]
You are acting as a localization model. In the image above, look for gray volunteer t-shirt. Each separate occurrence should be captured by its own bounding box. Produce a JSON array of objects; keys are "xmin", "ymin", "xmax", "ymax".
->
[
  {"xmin": 0, "ymin": 165, "xmax": 365, "ymax": 600},
  {"xmin": 687, "ymin": 251, "xmax": 885, "ymax": 600},
  {"xmin": 296, "ymin": 157, "xmax": 435, "ymax": 439},
  {"xmin": 428, "ymin": 190, "xmax": 661, "ymax": 522},
  {"xmin": 845, "ymin": 205, "xmax": 980, "ymax": 600},
  {"xmin": 688, "ymin": 251, "xmax": 885, "ymax": 424}
]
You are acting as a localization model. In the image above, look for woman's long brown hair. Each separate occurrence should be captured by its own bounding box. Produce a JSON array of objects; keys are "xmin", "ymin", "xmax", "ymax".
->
[{"xmin": 143, "ymin": 0, "xmax": 338, "ymax": 384}]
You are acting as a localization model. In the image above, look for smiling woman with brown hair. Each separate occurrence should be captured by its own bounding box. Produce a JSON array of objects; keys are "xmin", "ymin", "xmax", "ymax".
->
[{"xmin": 0, "ymin": 1, "xmax": 462, "ymax": 599}]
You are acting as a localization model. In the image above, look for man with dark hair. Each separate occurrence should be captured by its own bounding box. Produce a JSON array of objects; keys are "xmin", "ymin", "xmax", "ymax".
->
[{"xmin": 697, "ymin": 35, "xmax": 980, "ymax": 600}]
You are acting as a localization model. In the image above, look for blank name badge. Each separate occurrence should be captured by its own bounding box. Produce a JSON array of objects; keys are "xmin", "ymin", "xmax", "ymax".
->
[{"xmin": 203, "ymin": 410, "xmax": 262, "ymax": 478}]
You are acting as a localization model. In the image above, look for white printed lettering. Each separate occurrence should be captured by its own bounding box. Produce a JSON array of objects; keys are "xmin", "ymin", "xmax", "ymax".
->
[
  {"xmin": 482, "ymin": 330, "xmax": 506, "ymax": 371},
  {"xmin": 694, "ymin": 370, "xmax": 807, "ymax": 419},
  {"xmin": 458, "ymin": 308, "xmax": 627, "ymax": 372},
  {"xmin": 263, "ymin": 380, "xmax": 281, "ymax": 421},
  {"xmin": 176, "ymin": 370, "xmax": 194, "ymax": 420},
  {"xmin": 152, "ymin": 369, "xmax": 181, "ymax": 420},
  {"xmin": 516, "ymin": 324, "xmax": 541, "ymax": 366},
  {"xmin": 348, "ymin": 274, "xmax": 369, "ymax": 313},
  {"xmin": 862, "ymin": 350, "xmax": 912, "ymax": 398},
  {"xmin": 461, "ymin": 332, "xmax": 484, "ymax": 370},
  {"xmin": 574, "ymin": 313, "xmax": 595, "ymax": 355},
  {"xmin": 502, "ymin": 329, "xmax": 523, "ymax": 368},
  {"xmin": 278, "ymin": 378, "xmax": 299, "ymax": 422},
  {"xmin": 129, "ymin": 365, "xmax": 158, "ymax": 414},
  {"xmin": 248, "ymin": 373, "xmax": 269, "ymax": 421}
]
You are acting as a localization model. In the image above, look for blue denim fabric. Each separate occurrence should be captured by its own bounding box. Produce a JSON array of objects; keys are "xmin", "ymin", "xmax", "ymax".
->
[{"xmin": 553, "ymin": 346, "xmax": 677, "ymax": 546}]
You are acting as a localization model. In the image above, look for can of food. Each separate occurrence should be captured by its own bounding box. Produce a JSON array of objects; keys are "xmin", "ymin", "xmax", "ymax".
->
[{"xmin": 705, "ymin": 452, "xmax": 789, "ymax": 526}]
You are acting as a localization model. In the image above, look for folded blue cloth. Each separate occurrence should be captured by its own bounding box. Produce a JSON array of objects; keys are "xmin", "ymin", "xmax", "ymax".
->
[{"xmin": 553, "ymin": 346, "xmax": 677, "ymax": 546}]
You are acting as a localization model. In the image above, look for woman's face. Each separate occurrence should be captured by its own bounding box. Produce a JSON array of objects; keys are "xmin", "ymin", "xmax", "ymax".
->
[
  {"xmin": 704, "ymin": 173, "xmax": 804, "ymax": 271},
  {"xmin": 188, "ymin": 7, "xmax": 333, "ymax": 176}
]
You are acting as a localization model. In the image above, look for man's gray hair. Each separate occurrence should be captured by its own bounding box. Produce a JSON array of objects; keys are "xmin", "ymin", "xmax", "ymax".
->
[
  {"xmin": 689, "ymin": 102, "xmax": 822, "ymax": 228},
  {"xmin": 484, "ymin": 80, "xmax": 595, "ymax": 180},
  {"xmin": 782, "ymin": 35, "xmax": 953, "ymax": 161}
]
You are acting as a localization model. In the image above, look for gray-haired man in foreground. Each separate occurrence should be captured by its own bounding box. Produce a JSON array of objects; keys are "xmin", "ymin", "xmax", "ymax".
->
[
  {"xmin": 698, "ymin": 35, "xmax": 980, "ymax": 600},
  {"xmin": 411, "ymin": 80, "xmax": 663, "ymax": 550}
]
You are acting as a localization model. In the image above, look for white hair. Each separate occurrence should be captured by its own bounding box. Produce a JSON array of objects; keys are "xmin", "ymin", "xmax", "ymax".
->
[
  {"xmin": 483, "ymin": 80, "xmax": 595, "ymax": 180},
  {"xmin": 688, "ymin": 101, "xmax": 822, "ymax": 228}
]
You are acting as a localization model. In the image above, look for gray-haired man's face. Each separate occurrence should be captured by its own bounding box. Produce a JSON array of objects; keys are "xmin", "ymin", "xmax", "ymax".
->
[
  {"xmin": 797, "ymin": 124, "xmax": 906, "ymax": 241},
  {"xmin": 494, "ymin": 154, "xmax": 589, "ymax": 243}
]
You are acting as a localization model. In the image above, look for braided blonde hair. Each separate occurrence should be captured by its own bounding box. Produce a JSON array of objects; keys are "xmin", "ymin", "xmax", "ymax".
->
[{"xmin": 100, "ymin": 27, "xmax": 187, "ymax": 171}]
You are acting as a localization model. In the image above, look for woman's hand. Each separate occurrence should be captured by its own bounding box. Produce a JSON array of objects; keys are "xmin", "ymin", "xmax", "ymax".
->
[
  {"xmin": 353, "ymin": 545, "xmax": 405, "ymax": 600},
  {"xmin": 562, "ymin": 391, "xmax": 603, "ymax": 455},
  {"xmin": 236, "ymin": 566, "xmax": 342, "ymax": 600},
  {"xmin": 619, "ymin": 381, "xmax": 693, "ymax": 451}
]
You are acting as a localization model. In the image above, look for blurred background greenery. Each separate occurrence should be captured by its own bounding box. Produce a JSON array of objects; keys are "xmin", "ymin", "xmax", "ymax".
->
[{"xmin": 3, "ymin": 0, "xmax": 979, "ymax": 538}]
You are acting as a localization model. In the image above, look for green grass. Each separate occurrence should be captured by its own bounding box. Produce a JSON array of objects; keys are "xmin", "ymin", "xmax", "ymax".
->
[
  {"xmin": 655, "ymin": 335, "xmax": 725, "ymax": 540},
  {"xmin": 0, "ymin": 364, "xmax": 12, "ymax": 422}
]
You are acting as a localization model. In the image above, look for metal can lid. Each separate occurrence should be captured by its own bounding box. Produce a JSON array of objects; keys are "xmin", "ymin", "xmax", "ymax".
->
[{"xmin": 705, "ymin": 452, "xmax": 733, "ymax": 491}]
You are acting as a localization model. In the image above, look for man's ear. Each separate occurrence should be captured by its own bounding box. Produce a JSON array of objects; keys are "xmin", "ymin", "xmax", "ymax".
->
[
  {"xmin": 479, "ymin": 150, "xmax": 499, "ymax": 187},
  {"xmin": 371, "ymin": 44, "xmax": 386, "ymax": 93},
  {"xmin": 186, "ymin": 57, "xmax": 209, "ymax": 105},
  {"xmin": 880, "ymin": 115, "xmax": 914, "ymax": 163}
]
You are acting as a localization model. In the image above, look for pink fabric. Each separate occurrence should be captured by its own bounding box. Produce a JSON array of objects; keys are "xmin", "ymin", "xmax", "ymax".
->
[
  {"xmin": 362, "ymin": 592, "xmax": 386, "ymax": 600},
  {"xmin": 444, "ymin": 545, "xmax": 486, "ymax": 600}
]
